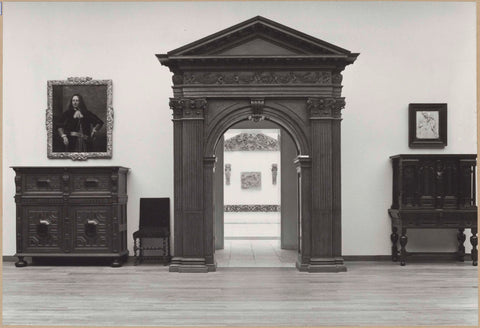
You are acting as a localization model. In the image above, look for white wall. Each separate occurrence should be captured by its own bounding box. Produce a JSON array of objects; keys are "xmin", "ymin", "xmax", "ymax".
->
[
  {"xmin": 224, "ymin": 129, "xmax": 280, "ymax": 206},
  {"xmin": 3, "ymin": 2, "xmax": 476, "ymax": 256}
]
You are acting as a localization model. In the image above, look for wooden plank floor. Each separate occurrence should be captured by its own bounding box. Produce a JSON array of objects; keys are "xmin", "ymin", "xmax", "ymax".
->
[{"xmin": 2, "ymin": 261, "xmax": 478, "ymax": 326}]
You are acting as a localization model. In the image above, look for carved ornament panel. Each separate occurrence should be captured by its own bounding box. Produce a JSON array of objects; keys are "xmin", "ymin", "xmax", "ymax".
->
[
  {"xmin": 307, "ymin": 97, "xmax": 346, "ymax": 119},
  {"xmin": 182, "ymin": 71, "xmax": 332, "ymax": 85},
  {"xmin": 169, "ymin": 98, "xmax": 207, "ymax": 120}
]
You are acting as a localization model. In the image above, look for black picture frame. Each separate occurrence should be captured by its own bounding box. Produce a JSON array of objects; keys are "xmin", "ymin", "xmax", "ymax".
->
[{"xmin": 408, "ymin": 103, "xmax": 447, "ymax": 148}]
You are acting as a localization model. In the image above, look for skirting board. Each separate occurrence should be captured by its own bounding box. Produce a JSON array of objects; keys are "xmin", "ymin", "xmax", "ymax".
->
[{"xmin": 4, "ymin": 253, "xmax": 473, "ymax": 263}]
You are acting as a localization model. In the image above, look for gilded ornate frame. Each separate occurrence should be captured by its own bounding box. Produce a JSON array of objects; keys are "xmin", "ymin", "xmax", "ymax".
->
[{"xmin": 46, "ymin": 77, "xmax": 113, "ymax": 160}]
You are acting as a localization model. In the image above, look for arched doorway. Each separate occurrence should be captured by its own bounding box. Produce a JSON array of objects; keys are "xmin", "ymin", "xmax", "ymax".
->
[{"xmin": 157, "ymin": 16, "xmax": 358, "ymax": 272}]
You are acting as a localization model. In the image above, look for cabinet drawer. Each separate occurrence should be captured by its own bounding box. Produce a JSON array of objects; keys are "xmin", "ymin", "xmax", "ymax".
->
[
  {"xmin": 23, "ymin": 174, "xmax": 63, "ymax": 193},
  {"xmin": 22, "ymin": 206, "xmax": 63, "ymax": 253},
  {"xmin": 71, "ymin": 173, "xmax": 111, "ymax": 193}
]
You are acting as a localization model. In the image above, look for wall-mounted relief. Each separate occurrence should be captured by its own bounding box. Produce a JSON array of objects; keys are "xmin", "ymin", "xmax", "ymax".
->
[
  {"xmin": 225, "ymin": 132, "xmax": 279, "ymax": 151},
  {"xmin": 224, "ymin": 205, "xmax": 280, "ymax": 212},
  {"xmin": 271, "ymin": 164, "xmax": 278, "ymax": 185},
  {"xmin": 46, "ymin": 77, "xmax": 113, "ymax": 160},
  {"xmin": 241, "ymin": 172, "xmax": 261, "ymax": 189},
  {"xmin": 225, "ymin": 164, "xmax": 231, "ymax": 185},
  {"xmin": 408, "ymin": 103, "xmax": 447, "ymax": 148}
]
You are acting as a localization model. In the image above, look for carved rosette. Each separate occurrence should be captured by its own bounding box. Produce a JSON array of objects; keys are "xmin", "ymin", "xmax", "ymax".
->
[
  {"xmin": 169, "ymin": 98, "xmax": 207, "ymax": 120},
  {"xmin": 307, "ymin": 97, "xmax": 346, "ymax": 119}
]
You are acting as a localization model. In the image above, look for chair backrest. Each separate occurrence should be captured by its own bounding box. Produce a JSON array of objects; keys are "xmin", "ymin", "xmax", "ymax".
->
[{"xmin": 139, "ymin": 198, "xmax": 170, "ymax": 229}]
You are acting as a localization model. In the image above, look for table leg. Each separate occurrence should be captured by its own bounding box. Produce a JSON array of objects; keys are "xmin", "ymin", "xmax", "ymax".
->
[
  {"xmin": 390, "ymin": 226, "xmax": 399, "ymax": 262},
  {"xmin": 399, "ymin": 228, "xmax": 408, "ymax": 266},
  {"xmin": 457, "ymin": 228, "xmax": 466, "ymax": 262},
  {"xmin": 470, "ymin": 228, "xmax": 477, "ymax": 266}
]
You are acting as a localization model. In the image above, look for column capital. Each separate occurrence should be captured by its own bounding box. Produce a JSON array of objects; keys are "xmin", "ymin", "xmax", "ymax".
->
[
  {"xmin": 294, "ymin": 155, "xmax": 312, "ymax": 168},
  {"xmin": 203, "ymin": 156, "xmax": 216, "ymax": 168},
  {"xmin": 169, "ymin": 98, "xmax": 207, "ymax": 120},
  {"xmin": 307, "ymin": 97, "xmax": 345, "ymax": 120}
]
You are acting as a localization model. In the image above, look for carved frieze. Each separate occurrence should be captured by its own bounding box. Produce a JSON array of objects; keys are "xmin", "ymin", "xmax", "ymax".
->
[
  {"xmin": 169, "ymin": 98, "xmax": 207, "ymax": 120},
  {"xmin": 225, "ymin": 133, "xmax": 279, "ymax": 151},
  {"xmin": 182, "ymin": 71, "xmax": 332, "ymax": 85},
  {"xmin": 307, "ymin": 97, "xmax": 346, "ymax": 119},
  {"xmin": 224, "ymin": 204, "xmax": 280, "ymax": 212}
]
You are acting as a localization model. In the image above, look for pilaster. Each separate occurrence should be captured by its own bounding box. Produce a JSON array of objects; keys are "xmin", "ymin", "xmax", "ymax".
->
[
  {"xmin": 303, "ymin": 97, "xmax": 346, "ymax": 272},
  {"xmin": 169, "ymin": 98, "xmax": 212, "ymax": 273}
]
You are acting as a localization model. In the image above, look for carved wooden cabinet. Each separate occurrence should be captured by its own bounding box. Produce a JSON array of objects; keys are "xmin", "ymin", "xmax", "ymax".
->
[
  {"xmin": 12, "ymin": 166, "xmax": 129, "ymax": 267},
  {"xmin": 388, "ymin": 155, "xmax": 477, "ymax": 266}
]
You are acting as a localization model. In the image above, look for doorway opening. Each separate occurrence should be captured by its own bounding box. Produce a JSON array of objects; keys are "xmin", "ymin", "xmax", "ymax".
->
[{"xmin": 214, "ymin": 121, "xmax": 298, "ymax": 267}]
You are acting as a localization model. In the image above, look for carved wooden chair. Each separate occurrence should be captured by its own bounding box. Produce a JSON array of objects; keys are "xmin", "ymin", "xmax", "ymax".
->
[{"xmin": 133, "ymin": 198, "xmax": 171, "ymax": 265}]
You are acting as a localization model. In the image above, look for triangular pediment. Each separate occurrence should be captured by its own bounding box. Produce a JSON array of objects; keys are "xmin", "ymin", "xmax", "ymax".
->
[
  {"xmin": 167, "ymin": 16, "xmax": 352, "ymax": 57},
  {"xmin": 214, "ymin": 36, "xmax": 302, "ymax": 56}
]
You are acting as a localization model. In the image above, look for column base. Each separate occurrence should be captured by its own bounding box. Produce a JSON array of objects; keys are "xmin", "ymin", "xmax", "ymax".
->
[
  {"xmin": 169, "ymin": 257, "xmax": 216, "ymax": 273},
  {"xmin": 296, "ymin": 257, "xmax": 347, "ymax": 272}
]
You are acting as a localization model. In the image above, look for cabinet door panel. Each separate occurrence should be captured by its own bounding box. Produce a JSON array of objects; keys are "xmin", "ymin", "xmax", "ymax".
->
[
  {"xmin": 70, "ymin": 206, "xmax": 111, "ymax": 252},
  {"xmin": 23, "ymin": 206, "xmax": 63, "ymax": 252}
]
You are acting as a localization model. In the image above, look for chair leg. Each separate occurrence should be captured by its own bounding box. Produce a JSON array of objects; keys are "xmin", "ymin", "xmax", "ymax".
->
[
  {"xmin": 162, "ymin": 237, "xmax": 167, "ymax": 265},
  {"xmin": 139, "ymin": 238, "xmax": 144, "ymax": 265}
]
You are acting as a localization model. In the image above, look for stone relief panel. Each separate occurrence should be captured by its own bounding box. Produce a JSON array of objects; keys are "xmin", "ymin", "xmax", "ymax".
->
[
  {"xmin": 225, "ymin": 133, "xmax": 279, "ymax": 151},
  {"xmin": 241, "ymin": 172, "xmax": 261, "ymax": 189}
]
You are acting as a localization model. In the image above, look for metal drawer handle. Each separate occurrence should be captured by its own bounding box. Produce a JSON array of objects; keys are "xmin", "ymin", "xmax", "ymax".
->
[
  {"xmin": 87, "ymin": 219, "xmax": 98, "ymax": 226},
  {"xmin": 36, "ymin": 179, "xmax": 51, "ymax": 188},
  {"xmin": 84, "ymin": 178, "xmax": 99, "ymax": 187},
  {"xmin": 85, "ymin": 219, "xmax": 98, "ymax": 237},
  {"xmin": 39, "ymin": 219, "xmax": 50, "ymax": 226}
]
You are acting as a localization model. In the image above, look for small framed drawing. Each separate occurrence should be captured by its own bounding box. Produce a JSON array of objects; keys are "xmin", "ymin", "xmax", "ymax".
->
[
  {"xmin": 46, "ymin": 77, "xmax": 113, "ymax": 160},
  {"xmin": 408, "ymin": 103, "xmax": 447, "ymax": 148}
]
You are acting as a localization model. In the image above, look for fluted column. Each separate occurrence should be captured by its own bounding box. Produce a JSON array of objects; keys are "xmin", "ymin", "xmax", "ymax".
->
[
  {"xmin": 168, "ymin": 98, "xmax": 212, "ymax": 272},
  {"xmin": 302, "ymin": 97, "xmax": 346, "ymax": 272}
]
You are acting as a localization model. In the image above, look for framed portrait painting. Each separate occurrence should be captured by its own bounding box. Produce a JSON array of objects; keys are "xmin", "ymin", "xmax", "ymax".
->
[
  {"xmin": 46, "ymin": 77, "xmax": 113, "ymax": 160},
  {"xmin": 408, "ymin": 103, "xmax": 447, "ymax": 148}
]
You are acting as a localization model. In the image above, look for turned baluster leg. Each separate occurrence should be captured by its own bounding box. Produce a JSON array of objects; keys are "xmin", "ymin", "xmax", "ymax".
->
[
  {"xmin": 162, "ymin": 237, "xmax": 168, "ymax": 265},
  {"xmin": 139, "ymin": 237, "xmax": 144, "ymax": 264},
  {"xmin": 133, "ymin": 237, "xmax": 139, "ymax": 266},
  {"xmin": 15, "ymin": 256, "xmax": 27, "ymax": 267},
  {"xmin": 457, "ymin": 228, "xmax": 466, "ymax": 262},
  {"xmin": 399, "ymin": 228, "xmax": 408, "ymax": 266},
  {"xmin": 470, "ymin": 228, "xmax": 477, "ymax": 266},
  {"xmin": 391, "ymin": 227, "xmax": 399, "ymax": 262}
]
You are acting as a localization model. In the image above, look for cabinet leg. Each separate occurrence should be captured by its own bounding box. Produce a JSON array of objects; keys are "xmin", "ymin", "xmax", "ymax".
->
[
  {"xmin": 470, "ymin": 228, "xmax": 477, "ymax": 266},
  {"xmin": 399, "ymin": 228, "xmax": 408, "ymax": 266},
  {"xmin": 15, "ymin": 256, "xmax": 27, "ymax": 267},
  {"xmin": 390, "ymin": 227, "xmax": 399, "ymax": 262},
  {"xmin": 457, "ymin": 228, "xmax": 466, "ymax": 262},
  {"xmin": 111, "ymin": 257, "xmax": 122, "ymax": 268}
]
